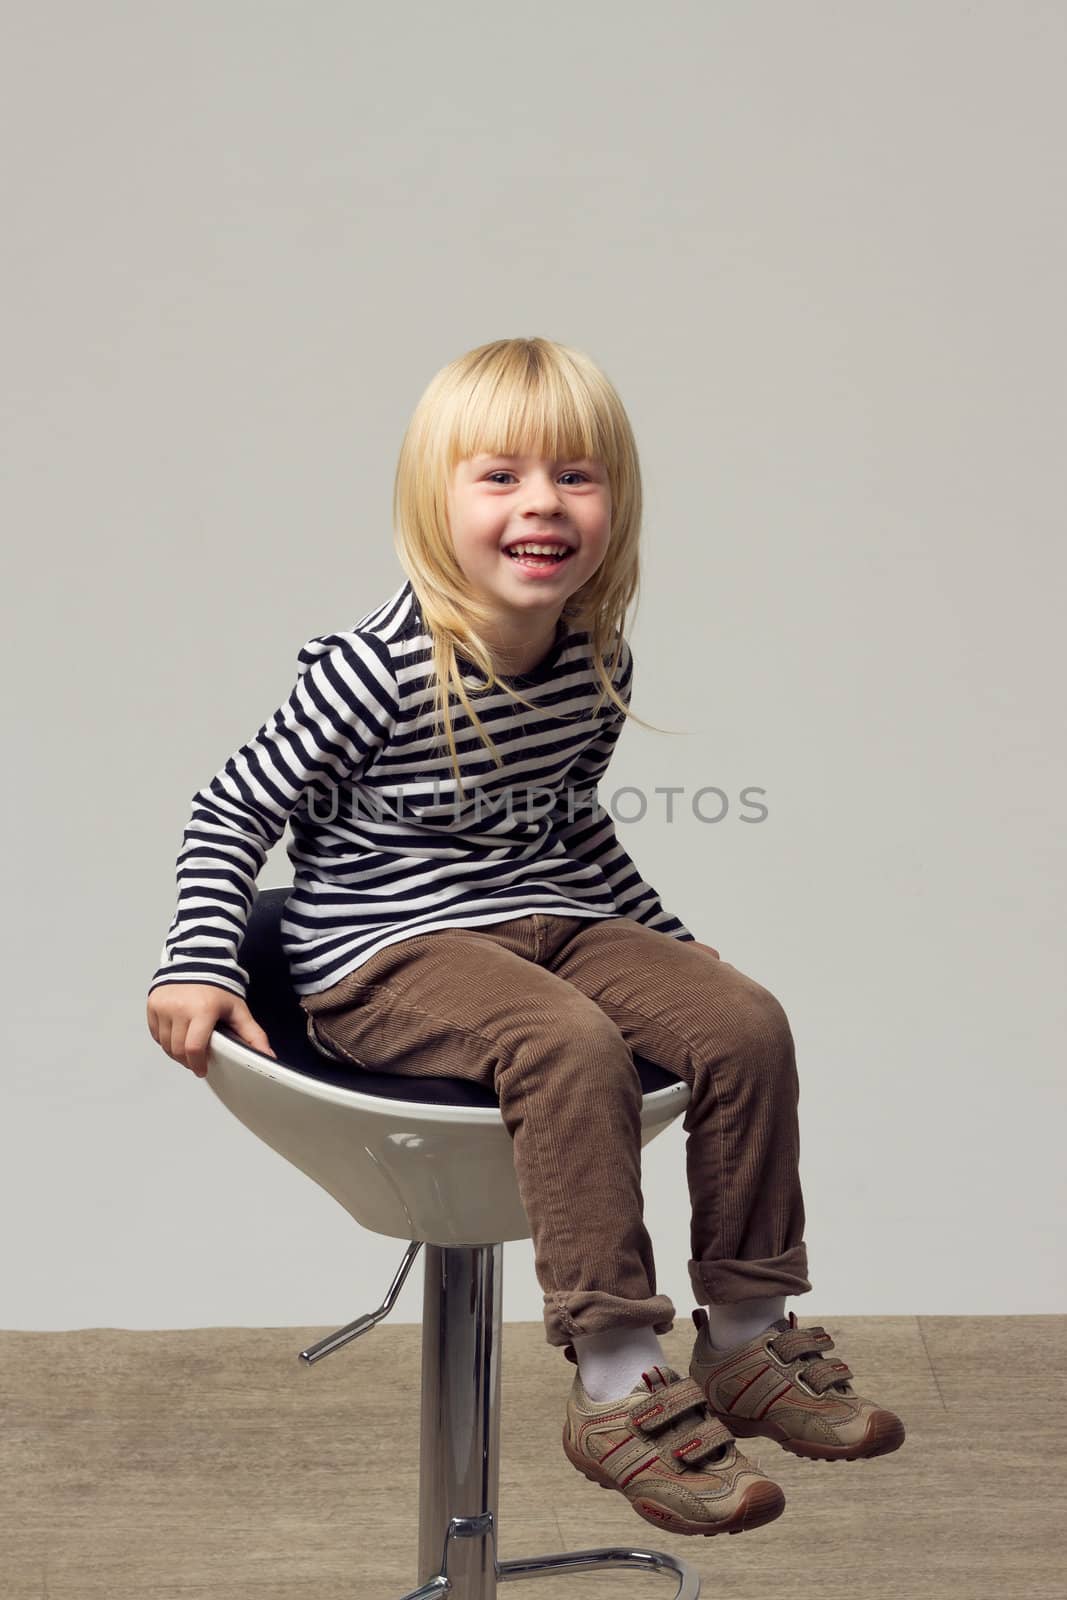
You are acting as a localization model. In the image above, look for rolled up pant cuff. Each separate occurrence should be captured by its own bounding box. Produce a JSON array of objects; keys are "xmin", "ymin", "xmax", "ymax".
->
[
  {"xmin": 543, "ymin": 1288, "xmax": 676, "ymax": 1354},
  {"xmin": 688, "ymin": 1244, "xmax": 812, "ymax": 1305}
]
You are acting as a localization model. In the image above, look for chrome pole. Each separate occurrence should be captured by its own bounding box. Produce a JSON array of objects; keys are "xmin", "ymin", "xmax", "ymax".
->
[{"xmin": 416, "ymin": 1243, "xmax": 503, "ymax": 1596}]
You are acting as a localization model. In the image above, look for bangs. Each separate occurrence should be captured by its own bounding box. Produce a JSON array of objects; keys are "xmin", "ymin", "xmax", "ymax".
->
[{"xmin": 445, "ymin": 344, "xmax": 612, "ymax": 469}]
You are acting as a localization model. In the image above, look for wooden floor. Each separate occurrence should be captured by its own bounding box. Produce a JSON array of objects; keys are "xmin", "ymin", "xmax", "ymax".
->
[{"xmin": 2, "ymin": 1315, "xmax": 1063, "ymax": 1599}]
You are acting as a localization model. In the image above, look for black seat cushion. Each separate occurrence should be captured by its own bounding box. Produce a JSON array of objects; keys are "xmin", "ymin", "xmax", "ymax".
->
[{"xmin": 221, "ymin": 887, "xmax": 682, "ymax": 1109}]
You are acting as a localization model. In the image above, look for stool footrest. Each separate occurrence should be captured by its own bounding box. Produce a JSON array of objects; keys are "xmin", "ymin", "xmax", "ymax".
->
[
  {"xmin": 498, "ymin": 1542, "xmax": 700, "ymax": 1594},
  {"xmin": 394, "ymin": 1519, "xmax": 700, "ymax": 1598}
]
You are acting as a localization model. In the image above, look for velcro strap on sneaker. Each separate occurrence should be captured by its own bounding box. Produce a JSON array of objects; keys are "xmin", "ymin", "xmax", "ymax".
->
[
  {"xmin": 670, "ymin": 1425, "xmax": 734, "ymax": 1467},
  {"xmin": 630, "ymin": 1376, "xmax": 708, "ymax": 1434},
  {"xmin": 768, "ymin": 1325, "xmax": 854, "ymax": 1391},
  {"xmin": 768, "ymin": 1324, "xmax": 836, "ymax": 1363},
  {"xmin": 801, "ymin": 1359, "xmax": 854, "ymax": 1393}
]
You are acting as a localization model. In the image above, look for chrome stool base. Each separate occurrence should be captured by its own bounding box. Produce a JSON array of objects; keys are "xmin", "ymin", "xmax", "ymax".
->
[{"xmin": 300, "ymin": 1242, "xmax": 701, "ymax": 1599}]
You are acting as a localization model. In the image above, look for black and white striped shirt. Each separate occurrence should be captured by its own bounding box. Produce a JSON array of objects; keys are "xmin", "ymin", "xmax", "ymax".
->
[{"xmin": 148, "ymin": 578, "xmax": 694, "ymax": 1000}]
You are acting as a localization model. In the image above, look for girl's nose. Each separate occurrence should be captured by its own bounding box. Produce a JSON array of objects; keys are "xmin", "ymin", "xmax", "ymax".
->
[{"xmin": 520, "ymin": 470, "xmax": 565, "ymax": 512}]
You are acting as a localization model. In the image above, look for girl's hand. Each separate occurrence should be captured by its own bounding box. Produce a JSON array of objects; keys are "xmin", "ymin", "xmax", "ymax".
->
[
  {"xmin": 147, "ymin": 984, "xmax": 277, "ymax": 1079},
  {"xmin": 692, "ymin": 940, "xmax": 721, "ymax": 959}
]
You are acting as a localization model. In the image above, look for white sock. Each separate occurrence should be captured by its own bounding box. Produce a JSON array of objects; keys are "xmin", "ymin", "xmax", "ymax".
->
[
  {"xmin": 704, "ymin": 1295, "xmax": 786, "ymax": 1351},
  {"xmin": 571, "ymin": 1324, "xmax": 668, "ymax": 1402}
]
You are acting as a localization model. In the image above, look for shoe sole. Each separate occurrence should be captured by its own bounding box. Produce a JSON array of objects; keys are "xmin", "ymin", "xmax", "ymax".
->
[
  {"xmin": 704, "ymin": 1404, "xmax": 906, "ymax": 1461},
  {"xmin": 562, "ymin": 1424, "xmax": 786, "ymax": 1537}
]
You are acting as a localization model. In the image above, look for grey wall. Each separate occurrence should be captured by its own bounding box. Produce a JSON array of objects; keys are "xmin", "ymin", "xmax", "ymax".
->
[{"xmin": 3, "ymin": 1, "xmax": 1064, "ymax": 1331}]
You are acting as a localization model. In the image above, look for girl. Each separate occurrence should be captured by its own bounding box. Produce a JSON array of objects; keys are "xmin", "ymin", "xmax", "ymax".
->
[{"xmin": 147, "ymin": 336, "xmax": 904, "ymax": 1540}]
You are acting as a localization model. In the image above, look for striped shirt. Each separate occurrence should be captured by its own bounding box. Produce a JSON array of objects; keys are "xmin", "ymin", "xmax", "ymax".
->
[{"xmin": 148, "ymin": 577, "xmax": 694, "ymax": 1000}]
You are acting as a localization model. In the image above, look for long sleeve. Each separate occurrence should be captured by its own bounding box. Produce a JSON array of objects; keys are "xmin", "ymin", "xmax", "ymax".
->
[
  {"xmin": 148, "ymin": 630, "xmax": 399, "ymax": 1001},
  {"xmin": 546, "ymin": 642, "xmax": 696, "ymax": 942}
]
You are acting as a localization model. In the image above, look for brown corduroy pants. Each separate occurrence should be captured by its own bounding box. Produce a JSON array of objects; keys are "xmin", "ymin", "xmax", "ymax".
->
[{"xmin": 299, "ymin": 913, "xmax": 812, "ymax": 1351}]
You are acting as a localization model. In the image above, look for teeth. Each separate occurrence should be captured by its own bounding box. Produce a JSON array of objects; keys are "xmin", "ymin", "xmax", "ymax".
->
[{"xmin": 507, "ymin": 543, "xmax": 570, "ymax": 557}]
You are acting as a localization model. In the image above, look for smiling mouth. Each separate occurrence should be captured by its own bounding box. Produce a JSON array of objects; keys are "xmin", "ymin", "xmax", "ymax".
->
[{"xmin": 504, "ymin": 547, "xmax": 575, "ymax": 569}]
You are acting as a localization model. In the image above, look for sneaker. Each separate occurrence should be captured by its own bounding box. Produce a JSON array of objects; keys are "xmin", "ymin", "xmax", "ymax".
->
[
  {"xmin": 562, "ymin": 1362, "xmax": 787, "ymax": 1538},
  {"xmin": 689, "ymin": 1309, "xmax": 906, "ymax": 1462}
]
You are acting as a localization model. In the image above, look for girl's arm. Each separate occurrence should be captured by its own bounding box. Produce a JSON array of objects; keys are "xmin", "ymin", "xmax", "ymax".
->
[
  {"xmin": 546, "ymin": 653, "xmax": 696, "ymax": 941},
  {"xmin": 147, "ymin": 630, "xmax": 399, "ymax": 1001}
]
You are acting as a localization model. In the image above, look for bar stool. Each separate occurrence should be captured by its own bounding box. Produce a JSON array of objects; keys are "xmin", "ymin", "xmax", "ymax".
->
[{"xmin": 205, "ymin": 887, "xmax": 701, "ymax": 1598}]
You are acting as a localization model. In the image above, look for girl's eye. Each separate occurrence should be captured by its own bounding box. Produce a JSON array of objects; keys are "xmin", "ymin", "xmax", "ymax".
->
[{"xmin": 485, "ymin": 470, "xmax": 588, "ymax": 485}]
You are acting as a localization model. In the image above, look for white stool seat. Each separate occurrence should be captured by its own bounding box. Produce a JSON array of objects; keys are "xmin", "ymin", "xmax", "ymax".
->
[
  {"xmin": 209, "ymin": 1025, "xmax": 689, "ymax": 1245},
  {"xmin": 209, "ymin": 888, "xmax": 691, "ymax": 1244}
]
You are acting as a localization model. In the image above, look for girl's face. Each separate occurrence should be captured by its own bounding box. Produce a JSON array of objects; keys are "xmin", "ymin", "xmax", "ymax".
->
[{"xmin": 447, "ymin": 452, "xmax": 612, "ymax": 633}]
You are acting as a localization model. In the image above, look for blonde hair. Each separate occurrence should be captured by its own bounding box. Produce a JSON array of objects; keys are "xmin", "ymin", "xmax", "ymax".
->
[{"xmin": 392, "ymin": 335, "xmax": 670, "ymax": 788}]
